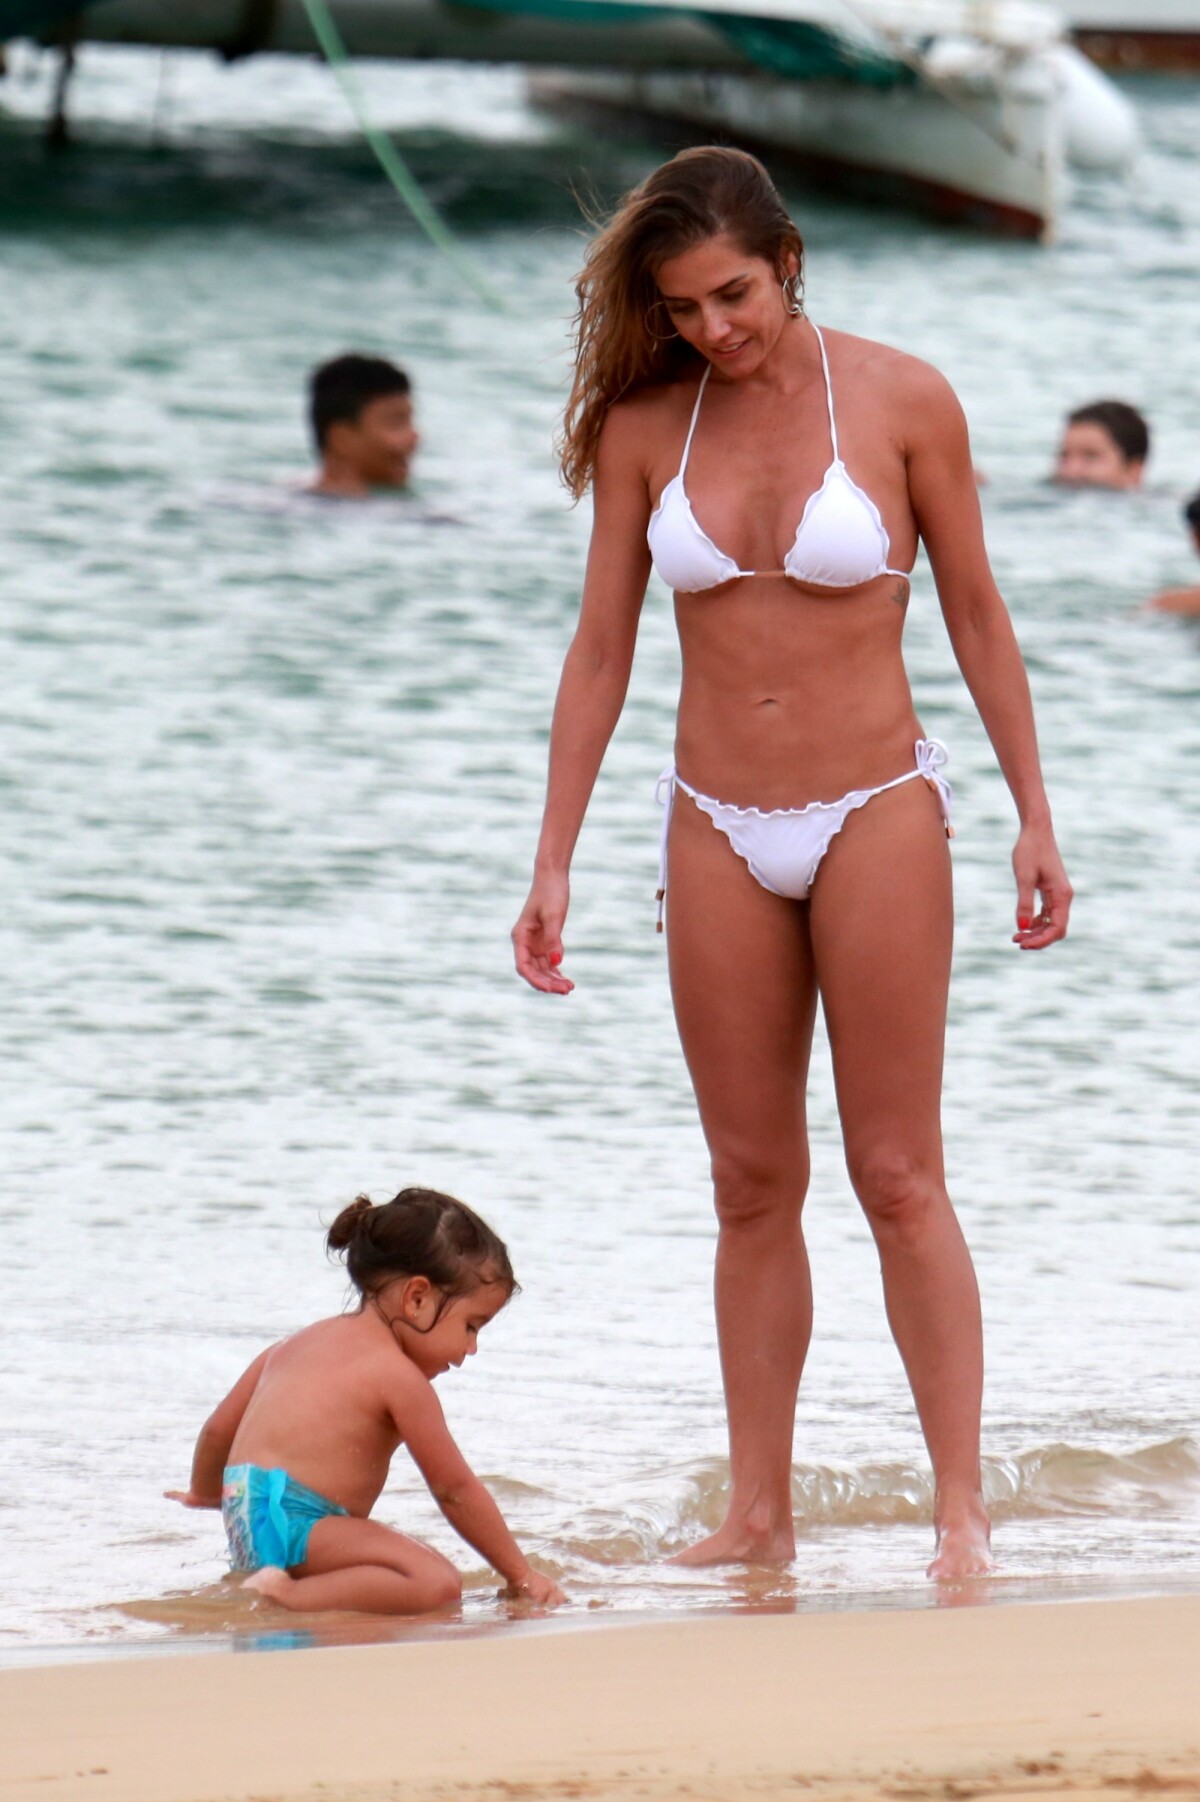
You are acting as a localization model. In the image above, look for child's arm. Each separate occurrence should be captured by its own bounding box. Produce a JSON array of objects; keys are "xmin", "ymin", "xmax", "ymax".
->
[
  {"xmin": 165, "ymin": 1349, "xmax": 271, "ymax": 1509},
  {"xmin": 398, "ymin": 1377, "xmax": 565, "ymax": 1606}
]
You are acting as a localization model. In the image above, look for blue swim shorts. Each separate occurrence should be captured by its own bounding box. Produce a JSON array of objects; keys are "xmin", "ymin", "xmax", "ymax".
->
[{"xmin": 221, "ymin": 1464, "xmax": 348, "ymax": 1572}]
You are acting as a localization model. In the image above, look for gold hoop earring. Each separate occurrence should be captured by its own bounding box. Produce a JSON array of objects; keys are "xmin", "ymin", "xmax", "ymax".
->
[
  {"xmin": 644, "ymin": 301, "xmax": 678, "ymax": 344},
  {"xmin": 782, "ymin": 274, "xmax": 805, "ymax": 317}
]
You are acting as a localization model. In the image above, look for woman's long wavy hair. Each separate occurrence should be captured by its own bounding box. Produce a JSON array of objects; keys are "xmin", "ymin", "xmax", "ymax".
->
[{"xmin": 560, "ymin": 146, "xmax": 805, "ymax": 499}]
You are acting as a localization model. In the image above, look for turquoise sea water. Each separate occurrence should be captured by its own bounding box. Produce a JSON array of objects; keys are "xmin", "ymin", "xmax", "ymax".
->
[{"xmin": 0, "ymin": 44, "xmax": 1197, "ymax": 1654}]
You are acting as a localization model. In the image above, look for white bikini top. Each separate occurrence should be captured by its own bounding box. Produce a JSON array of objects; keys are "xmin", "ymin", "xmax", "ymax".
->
[{"xmin": 646, "ymin": 322, "xmax": 911, "ymax": 594}]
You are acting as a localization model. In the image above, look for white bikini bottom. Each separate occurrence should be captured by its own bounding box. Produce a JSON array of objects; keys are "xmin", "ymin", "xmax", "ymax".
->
[{"xmin": 655, "ymin": 738, "xmax": 952, "ymax": 930}]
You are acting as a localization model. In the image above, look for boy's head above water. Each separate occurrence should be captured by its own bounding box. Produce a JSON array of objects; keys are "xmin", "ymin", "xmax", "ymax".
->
[
  {"xmin": 327, "ymin": 1187, "xmax": 517, "ymax": 1378},
  {"xmin": 308, "ymin": 352, "xmax": 418, "ymax": 495},
  {"xmin": 1052, "ymin": 398, "xmax": 1149, "ymax": 490}
]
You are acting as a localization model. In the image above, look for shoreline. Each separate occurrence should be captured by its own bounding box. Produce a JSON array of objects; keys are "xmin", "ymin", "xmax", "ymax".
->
[
  {"xmin": 7, "ymin": 1564, "xmax": 1196, "ymax": 1672},
  {"xmin": 8, "ymin": 1564, "xmax": 1200, "ymax": 1671},
  {"xmin": 3, "ymin": 1593, "xmax": 1198, "ymax": 1802}
]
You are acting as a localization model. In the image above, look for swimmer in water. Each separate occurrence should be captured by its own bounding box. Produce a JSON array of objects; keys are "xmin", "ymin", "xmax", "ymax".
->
[
  {"xmin": 166, "ymin": 1186, "xmax": 565, "ymax": 1615},
  {"xmin": 1147, "ymin": 489, "xmax": 1200, "ymax": 616},
  {"xmin": 307, "ymin": 352, "xmax": 419, "ymax": 496},
  {"xmin": 1052, "ymin": 399, "xmax": 1149, "ymax": 490}
]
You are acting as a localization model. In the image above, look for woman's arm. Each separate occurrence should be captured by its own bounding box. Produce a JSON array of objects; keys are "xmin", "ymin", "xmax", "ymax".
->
[
  {"xmin": 905, "ymin": 364, "xmax": 1073, "ymax": 950},
  {"xmin": 1146, "ymin": 584, "xmax": 1200, "ymax": 616},
  {"xmin": 512, "ymin": 403, "xmax": 654, "ymax": 993}
]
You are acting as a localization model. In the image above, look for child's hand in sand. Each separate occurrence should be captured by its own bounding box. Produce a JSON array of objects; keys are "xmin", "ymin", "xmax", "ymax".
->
[
  {"xmin": 164, "ymin": 1488, "xmax": 221, "ymax": 1509},
  {"xmin": 508, "ymin": 1570, "xmax": 567, "ymax": 1607}
]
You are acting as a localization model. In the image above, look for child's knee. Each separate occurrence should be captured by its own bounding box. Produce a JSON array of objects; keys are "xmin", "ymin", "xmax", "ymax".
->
[{"xmin": 421, "ymin": 1565, "xmax": 462, "ymax": 1610}]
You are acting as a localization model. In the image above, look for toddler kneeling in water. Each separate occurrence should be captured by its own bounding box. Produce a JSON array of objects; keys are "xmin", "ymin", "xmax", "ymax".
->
[{"xmin": 167, "ymin": 1187, "xmax": 565, "ymax": 1614}]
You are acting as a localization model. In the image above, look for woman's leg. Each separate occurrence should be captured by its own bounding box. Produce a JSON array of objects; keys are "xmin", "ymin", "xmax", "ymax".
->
[
  {"xmin": 244, "ymin": 1516, "xmax": 462, "ymax": 1615},
  {"xmin": 666, "ymin": 791, "xmax": 819, "ymax": 1564},
  {"xmin": 809, "ymin": 776, "xmax": 990, "ymax": 1580}
]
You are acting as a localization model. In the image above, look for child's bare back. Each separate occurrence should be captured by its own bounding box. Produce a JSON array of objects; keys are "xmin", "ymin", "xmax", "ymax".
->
[
  {"xmin": 167, "ymin": 1187, "xmax": 565, "ymax": 1616},
  {"xmin": 224, "ymin": 1312, "xmax": 413, "ymax": 1517}
]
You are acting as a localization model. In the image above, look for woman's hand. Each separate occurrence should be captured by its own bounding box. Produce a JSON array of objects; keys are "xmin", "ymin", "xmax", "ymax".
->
[
  {"xmin": 1012, "ymin": 826, "xmax": 1073, "ymax": 949},
  {"xmin": 512, "ymin": 871, "xmax": 575, "ymax": 994},
  {"xmin": 164, "ymin": 1488, "xmax": 221, "ymax": 1509}
]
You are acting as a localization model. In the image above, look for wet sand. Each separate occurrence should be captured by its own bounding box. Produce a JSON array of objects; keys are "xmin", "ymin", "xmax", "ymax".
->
[{"xmin": 3, "ymin": 1594, "xmax": 1198, "ymax": 1801}]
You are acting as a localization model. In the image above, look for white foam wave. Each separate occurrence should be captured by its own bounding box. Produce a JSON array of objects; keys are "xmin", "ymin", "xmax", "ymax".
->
[{"xmin": 551, "ymin": 1437, "xmax": 1200, "ymax": 1562}]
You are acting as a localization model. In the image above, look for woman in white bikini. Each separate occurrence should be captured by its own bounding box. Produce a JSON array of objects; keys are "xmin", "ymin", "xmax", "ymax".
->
[{"xmin": 512, "ymin": 147, "xmax": 1072, "ymax": 1581}]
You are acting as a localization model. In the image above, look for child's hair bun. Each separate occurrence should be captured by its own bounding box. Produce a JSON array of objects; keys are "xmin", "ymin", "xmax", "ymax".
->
[
  {"xmin": 326, "ymin": 1193, "xmax": 375, "ymax": 1253},
  {"xmin": 325, "ymin": 1183, "xmax": 516, "ymax": 1306}
]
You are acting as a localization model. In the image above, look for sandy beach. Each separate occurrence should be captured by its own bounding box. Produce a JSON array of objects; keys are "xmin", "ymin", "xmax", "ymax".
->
[{"xmin": 3, "ymin": 1594, "xmax": 1198, "ymax": 1802}]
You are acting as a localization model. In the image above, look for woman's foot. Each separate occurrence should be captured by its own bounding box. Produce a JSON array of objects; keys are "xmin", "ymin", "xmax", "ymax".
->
[
  {"xmin": 670, "ymin": 1509, "xmax": 795, "ymax": 1567},
  {"xmin": 926, "ymin": 1494, "xmax": 993, "ymax": 1582},
  {"xmin": 244, "ymin": 1566, "xmax": 293, "ymax": 1604}
]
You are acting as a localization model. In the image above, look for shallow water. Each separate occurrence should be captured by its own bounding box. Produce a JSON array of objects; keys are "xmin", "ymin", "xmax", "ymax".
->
[{"xmin": 0, "ymin": 44, "xmax": 1197, "ymax": 1656}]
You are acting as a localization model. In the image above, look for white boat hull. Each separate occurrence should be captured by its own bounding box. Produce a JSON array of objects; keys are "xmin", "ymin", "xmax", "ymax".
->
[{"xmin": 532, "ymin": 63, "xmax": 1060, "ymax": 238}]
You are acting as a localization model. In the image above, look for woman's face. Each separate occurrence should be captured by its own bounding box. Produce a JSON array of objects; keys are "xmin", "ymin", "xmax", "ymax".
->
[{"xmin": 654, "ymin": 231, "xmax": 795, "ymax": 378}]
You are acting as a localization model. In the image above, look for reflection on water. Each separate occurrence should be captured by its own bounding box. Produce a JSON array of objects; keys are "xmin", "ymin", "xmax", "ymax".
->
[{"xmin": 0, "ymin": 46, "xmax": 1198, "ymax": 1658}]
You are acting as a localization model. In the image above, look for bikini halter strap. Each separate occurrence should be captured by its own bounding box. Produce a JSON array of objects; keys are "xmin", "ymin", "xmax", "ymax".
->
[
  {"xmin": 683, "ymin": 326, "xmax": 836, "ymax": 474},
  {"xmin": 678, "ymin": 364, "xmax": 712, "ymax": 478},
  {"xmin": 810, "ymin": 321, "xmax": 840, "ymax": 463}
]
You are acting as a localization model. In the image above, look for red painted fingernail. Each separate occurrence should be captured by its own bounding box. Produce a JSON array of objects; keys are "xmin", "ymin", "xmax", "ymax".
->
[
  {"xmin": 550, "ymin": 951, "xmax": 562, "ymax": 966},
  {"xmin": 1018, "ymin": 916, "xmax": 1032, "ymax": 929}
]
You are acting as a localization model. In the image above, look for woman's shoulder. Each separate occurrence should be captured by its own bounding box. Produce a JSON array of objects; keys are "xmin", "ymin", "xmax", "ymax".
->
[
  {"xmin": 822, "ymin": 324, "xmax": 958, "ymax": 406},
  {"xmin": 597, "ymin": 372, "xmax": 704, "ymax": 470},
  {"xmin": 609, "ymin": 371, "xmax": 700, "ymax": 423}
]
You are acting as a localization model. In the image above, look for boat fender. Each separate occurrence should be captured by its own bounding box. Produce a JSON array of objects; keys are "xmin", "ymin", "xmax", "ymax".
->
[{"xmin": 1047, "ymin": 43, "xmax": 1140, "ymax": 171}]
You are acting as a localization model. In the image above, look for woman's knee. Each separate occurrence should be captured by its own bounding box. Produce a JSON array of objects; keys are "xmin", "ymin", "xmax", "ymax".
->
[
  {"xmin": 710, "ymin": 1142, "xmax": 808, "ymax": 1231},
  {"xmin": 848, "ymin": 1145, "xmax": 942, "ymax": 1242}
]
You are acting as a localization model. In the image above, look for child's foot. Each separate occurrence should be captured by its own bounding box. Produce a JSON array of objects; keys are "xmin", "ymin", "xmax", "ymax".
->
[{"xmin": 244, "ymin": 1566, "xmax": 293, "ymax": 1604}]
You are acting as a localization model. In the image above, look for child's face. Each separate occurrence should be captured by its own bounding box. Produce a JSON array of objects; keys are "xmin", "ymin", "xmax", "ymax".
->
[
  {"xmin": 1053, "ymin": 421, "xmax": 1142, "ymax": 489},
  {"xmin": 393, "ymin": 1278, "xmax": 511, "ymax": 1379}
]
